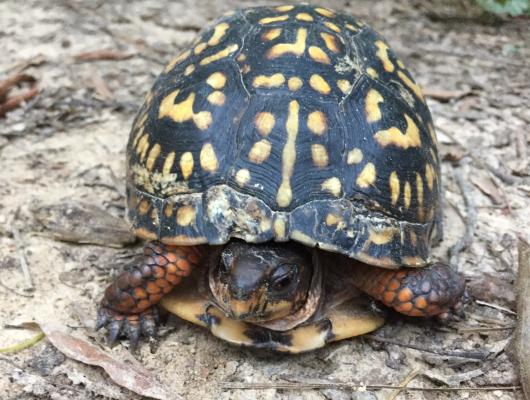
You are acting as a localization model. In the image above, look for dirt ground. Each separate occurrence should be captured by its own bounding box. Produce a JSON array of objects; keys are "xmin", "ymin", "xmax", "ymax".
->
[{"xmin": 0, "ymin": 0, "xmax": 529, "ymax": 399}]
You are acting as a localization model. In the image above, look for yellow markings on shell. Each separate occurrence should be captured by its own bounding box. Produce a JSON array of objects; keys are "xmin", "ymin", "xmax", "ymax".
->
[
  {"xmin": 321, "ymin": 177, "xmax": 341, "ymax": 197},
  {"xmin": 164, "ymin": 203, "xmax": 173, "ymax": 218},
  {"xmin": 206, "ymin": 72, "xmax": 227, "ymax": 89},
  {"xmin": 347, "ymin": 148, "xmax": 363, "ymax": 164},
  {"xmin": 135, "ymin": 134, "xmax": 149, "ymax": 160},
  {"xmin": 146, "ymin": 143, "xmax": 161, "ymax": 171},
  {"xmin": 307, "ymin": 111, "xmax": 327, "ymax": 135},
  {"xmin": 276, "ymin": 5, "xmax": 294, "ymax": 12},
  {"xmin": 320, "ymin": 32, "xmax": 339, "ymax": 53},
  {"xmin": 176, "ymin": 205, "xmax": 196, "ymax": 226},
  {"xmin": 403, "ymin": 181, "xmax": 411, "ymax": 209},
  {"xmin": 356, "ymin": 162, "xmax": 376, "ymax": 188},
  {"xmin": 261, "ymin": 28, "xmax": 282, "ymax": 42},
  {"xmin": 374, "ymin": 114, "xmax": 421, "ymax": 149},
  {"xmin": 311, "ymin": 144, "xmax": 329, "ymax": 168},
  {"xmin": 235, "ymin": 168, "xmax": 250, "ymax": 187},
  {"xmin": 346, "ymin": 23, "xmax": 358, "ymax": 32},
  {"xmin": 165, "ymin": 49, "xmax": 190, "ymax": 72},
  {"xmin": 308, "ymin": 46, "xmax": 330, "ymax": 64},
  {"xmin": 288, "ymin": 77, "xmax": 303, "ymax": 91},
  {"xmin": 277, "ymin": 100, "xmax": 299, "ymax": 208},
  {"xmin": 416, "ymin": 173, "xmax": 424, "ymax": 219},
  {"xmin": 296, "ymin": 13, "xmax": 314, "ymax": 21},
  {"xmin": 337, "ymin": 79, "xmax": 351, "ymax": 94},
  {"xmin": 375, "ymin": 40, "xmax": 394, "ymax": 72},
  {"xmin": 368, "ymin": 228, "xmax": 395, "ymax": 245},
  {"xmin": 398, "ymin": 70, "xmax": 425, "ymax": 102},
  {"xmin": 248, "ymin": 139, "xmax": 272, "ymax": 164},
  {"xmin": 366, "ymin": 67, "xmax": 379, "ymax": 79},
  {"xmin": 184, "ymin": 64, "xmax": 195, "ymax": 76},
  {"xmin": 194, "ymin": 42, "xmax": 208, "ymax": 55},
  {"xmin": 315, "ymin": 7, "xmax": 335, "ymax": 17},
  {"xmin": 253, "ymin": 73, "xmax": 285, "ymax": 88},
  {"xmin": 241, "ymin": 64, "xmax": 251, "ymax": 74},
  {"xmin": 309, "ymin": 74, "xmax": 331, "ymax": 95},
  {"xmin": 425, "ymin": 163, "xmax": 435, "ymax": 191},
  {"xmin": 208, "ymin": 22, "xmax": 229, "ymax": 46},
  {"xmin": 132, "ymin": 112, "xmax": 148, "ymax": 147},
  {"xmin": 199, "ymin": 44, "xmax": 238, "ymax": 65},
  {"xmin": 207, "ymin": 91, "xmax": 226, "ymax": 106},
  {"xmin": 255, "ymin": 112, "xmax": 275, "ymax": 136},
  {"xmin": 138, "ymin": 200, "xmax": 150, "ymax": 215},
  {"xmin": 162, "ymin": 151, "xmax": 176, "ymax": 175},
  {"xmin": 324, "ymin": 21, "xmax": 341, "ymax": 32},
  {"xmin": 365, "ymin": 89, "xmax": 384, "ymax": 123},
  {"xmin": 180, "ymin": 152, "xmax": 194, "ymax": 180},
  {"xmin": 325, "ymin": 213, "xmax": 343, "ymax": 226},
  {"xmin": 397, "ymin": 59, "xmax": 405, "ymax": 69},
  {"xmin": 236, "ymin": 53, "xmax": 246, "ymax": 62},
  {"xmin": 200, "ymin": 143, "xmax": 218, "ymax": 173},
  {"xmin": 389, "ymin": 171, "xmax": 400, "ymax": 205},
  {"xmin": 260, "ymin": 15, "xmax": 289, "ymax": 24},
  {"xmin": 428, "ymin": 123, "xmax": 438, "ymax": 144},
  {"xmin": 267, "ymin": 28, "xmax": 307, "ymax": 59},
  {"xmin": 159, "ymin": 91, "xmax": 212, "ymax": 131},
  {"xmin": 273, "ymin": 219, "xmax": 286, "ymax": 238}
]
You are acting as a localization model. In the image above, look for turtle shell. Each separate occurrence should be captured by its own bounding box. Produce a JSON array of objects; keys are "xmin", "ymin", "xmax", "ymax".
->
[{"xmin": 126, "ymin": 5, "xmax": 441, "ymax": 269}]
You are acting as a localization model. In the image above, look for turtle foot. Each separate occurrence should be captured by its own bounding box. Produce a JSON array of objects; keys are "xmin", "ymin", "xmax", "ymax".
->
[{"xmin": 96, "ymin": 306, "xmax": 159, "ymax": 348}]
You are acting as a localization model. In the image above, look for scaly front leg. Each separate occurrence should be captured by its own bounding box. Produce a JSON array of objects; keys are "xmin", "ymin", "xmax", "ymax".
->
[
  {"xmin": 96, "ymin": 241, "xmax": 203, "ymax": 346},
  {"xmin": 354, "ymin": 262, "xmax": 465, "ymax": 317}
]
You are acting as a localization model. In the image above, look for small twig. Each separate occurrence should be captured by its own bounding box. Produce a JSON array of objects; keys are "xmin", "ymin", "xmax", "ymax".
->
[
  {"xmin": 221, "ymin": 381, "xmax": 521, "ymax": 392},
  {"xmin": 0, "ymin": 73, "xmax": 39, "ymax": 117},
  {"xmin": 0, "ymin": 280, "xmax": 34, "ymax": 298},
  {"xmin": 457, "ymin": 326, "xmax": 515, "ymax": 333},
  {"xmin": 73, "ymin": 49, "xmax": 136, "ymax": 62},
  {"xmin": 449, "ymin": 168, "xmax": 477, "ymax": 272},
  {"xmin": 387, "ymin": 367, "xmax": 421, "ymax": 400},
  {"xmin": 475, "ymin": 300, "xmax": 517, "ymax": 316},
  {"xmin": 11, "ymin": 226, "xmax": 34, "ymax": 292},
  {"xmin": 364, "ymin": 335, "xmax": 487, "ymax": 360},
  {"xmin": 0, "ymin": 332, "xmax": 45, "ymax": 354}
]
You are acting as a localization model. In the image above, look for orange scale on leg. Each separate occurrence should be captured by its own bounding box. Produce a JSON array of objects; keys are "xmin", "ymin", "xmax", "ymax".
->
[
  {"xmin": 407, "ymin": 308, "xmax": 425, "ymax": 317},
  {"xmin": 149, "ymin": 293, "xmax": 163, "ymax": 303},
  {"xmin": 165, "ymin": 252, "xmax": 178, "ymax": 263},
  {"xmin": 383, "ymin": 291, "xmax": 396, "ymax": 303},
  {"xmin": 396, "ymin": 302, "xmax": 413, "ymax": 313},
  {"xmin": 176, "ymin": 259, "xmax": 192, "ymax": 275},
  {"xmin": 387, "ymin": 279, "xmax": 400, "ymax": 291},
  {"xmin": 166, "ymin": 274, "xmax": 182, "ymax": 285},
  {"xmin": 133, "ymin": 287, "xmax": 148, "ymax": 300},
  {"xmin": 146, "ymin": 281, "xmax": 161, "ymax": 294},
  {"xmin": 397, "ymin": 287, "xmax": 413, "ymax": 302},
  {"xmin": 414, "ymin": 296, "xmax": 428, "ymax": 309},
  {"xmin": 137, "ymin": 299, "xmax": 151, "ymax": 310},
  {"xmin": 153, "ymin": 266, "xmax": 165, "ymax": 278},
  {"xmin": 166, "ymin": 263, "xmax": 177, "ymax": 274},
  {"xmin": 155, "ymin": 255, "xmax": 168, "ymax": 266}
]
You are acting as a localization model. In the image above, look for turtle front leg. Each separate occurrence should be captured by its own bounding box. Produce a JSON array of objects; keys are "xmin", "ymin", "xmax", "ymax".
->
[
  {"xmin": 354, "ymin": 262, "xmax": 465, "ymax": 317},
  {"xmin": 96, "ymin": 241, "xmax": 203, "ymax": 346}
]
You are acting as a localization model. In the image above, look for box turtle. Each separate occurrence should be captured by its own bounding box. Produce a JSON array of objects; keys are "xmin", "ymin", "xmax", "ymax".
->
[{"xmin": 97, "ymin": 4, "xmax": 465, "ymax": 353}]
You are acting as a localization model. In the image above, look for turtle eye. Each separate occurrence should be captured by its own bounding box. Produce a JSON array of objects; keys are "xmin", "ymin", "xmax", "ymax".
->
[{"xmin": 270, "ymin": 265, "xmax": 297, "ymax": 294}]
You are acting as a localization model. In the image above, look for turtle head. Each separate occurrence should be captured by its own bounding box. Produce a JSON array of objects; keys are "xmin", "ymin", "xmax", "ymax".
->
[{"xmin": 209, "ymin": 240, "xmax": 314, "ymax": 323}]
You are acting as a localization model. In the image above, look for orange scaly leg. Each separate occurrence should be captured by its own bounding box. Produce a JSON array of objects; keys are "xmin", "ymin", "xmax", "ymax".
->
[
  {"xmin": 96, "ymin": 241, "xmax": 203, "ymax": 346},
  {"xmin": 354, "ymin": 262, "xmax": 465, "ymax": 317}
]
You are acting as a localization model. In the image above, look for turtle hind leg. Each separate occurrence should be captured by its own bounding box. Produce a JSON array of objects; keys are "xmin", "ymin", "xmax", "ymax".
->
[
  {"xmin": 96, "ymin": 241, "xmax": 202, "ymax": 347},
  {"xmin": 354, "ymin": 262, "xmax": 466, "ymax": 317}
]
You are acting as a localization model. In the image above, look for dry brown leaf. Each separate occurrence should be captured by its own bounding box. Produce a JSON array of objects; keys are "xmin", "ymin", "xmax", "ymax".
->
[
  {"xmin": 32, "ymin": 200, "xmax": 136, "ymax": 247},
  {"xmin": 39, "ymin": 324, "xmax": 169, "ymax": 400},
  {"xmin": 74, "ymin": 49, "xmax": 135, "ymax": 62}
]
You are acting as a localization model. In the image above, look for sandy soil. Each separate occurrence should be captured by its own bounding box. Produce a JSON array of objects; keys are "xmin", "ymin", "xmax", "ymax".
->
[{"xmin": 0, "ymin": 1, "xmax": 529, "ymax": 399}]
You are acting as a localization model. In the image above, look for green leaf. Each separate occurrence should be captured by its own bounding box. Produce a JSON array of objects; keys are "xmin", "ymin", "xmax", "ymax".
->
[{"xmin": 476, "ymin": 0, "xmax": 530, "ymax": 15}]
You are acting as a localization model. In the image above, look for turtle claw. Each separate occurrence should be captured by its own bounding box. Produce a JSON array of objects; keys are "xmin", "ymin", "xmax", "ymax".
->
[{"xmin": 96, "ymin": 306, "xmax": 159, "ymax": 347}]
